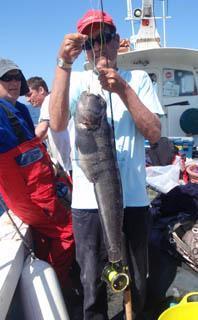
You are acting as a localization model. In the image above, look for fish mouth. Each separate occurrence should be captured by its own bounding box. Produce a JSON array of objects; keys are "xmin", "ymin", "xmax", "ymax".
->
[{"xmin": 80, "ymin": 122, "xmax": 99, "ymax": 130}]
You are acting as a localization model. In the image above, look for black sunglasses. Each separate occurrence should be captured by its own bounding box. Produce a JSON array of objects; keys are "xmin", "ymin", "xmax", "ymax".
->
[
  {"xmin": 0, "ymin": 73, "xmax": 22, "ymax": 82},
  {"xmin": 83, "ymin": 32, "xmax": 116, "ymax": 50}
]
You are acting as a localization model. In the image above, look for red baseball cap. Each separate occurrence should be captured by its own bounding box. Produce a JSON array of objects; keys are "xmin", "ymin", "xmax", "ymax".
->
[{"xmin": 77, "ymin": 9, "xmax": 116, "ymax": 34}]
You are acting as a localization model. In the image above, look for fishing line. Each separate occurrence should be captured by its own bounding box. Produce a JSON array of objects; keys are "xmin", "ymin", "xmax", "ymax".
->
[
  {"xmin": 99, "ymin": 0, "xmax": 116, "ymax": 146},
  {"xmin": 83, "ymin": 0, "xmax": 116, "ymax": 145},
  {"xmin": 85, "ymin": 0, "xmax": 104, "ymax": 74},
  {"xmin": 167, "ymin": 0, "xmax": 169, "ymax": 16}
]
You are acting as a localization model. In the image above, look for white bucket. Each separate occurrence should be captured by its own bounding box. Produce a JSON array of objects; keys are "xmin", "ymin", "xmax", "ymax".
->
[{"xmin": 19, "ymin": 257, "xmax": 70, "ymax": 320}]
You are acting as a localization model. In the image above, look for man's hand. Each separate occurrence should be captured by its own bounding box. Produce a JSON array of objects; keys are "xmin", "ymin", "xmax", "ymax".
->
[
  {"xmin": 35, "ymin": 121, "xmax": 49, "ymax": 140},
  {"xmin": 98, "ymin": 67, "xmax": 127, "ymax": 94},
  {"xmin": 58, "ymin": 33, "xmax": 88, "ymax": 63}
]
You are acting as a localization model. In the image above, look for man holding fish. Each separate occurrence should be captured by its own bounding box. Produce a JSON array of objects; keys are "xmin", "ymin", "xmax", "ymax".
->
[{"xmin": 49, "ymin": 9, "xmax": 164, "ymax": 320}]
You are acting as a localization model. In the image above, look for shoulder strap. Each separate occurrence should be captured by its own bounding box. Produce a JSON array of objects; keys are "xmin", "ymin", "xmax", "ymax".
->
[{"xmin": 0, "ymin": 102, "xmax": 27, "ymax": 144}]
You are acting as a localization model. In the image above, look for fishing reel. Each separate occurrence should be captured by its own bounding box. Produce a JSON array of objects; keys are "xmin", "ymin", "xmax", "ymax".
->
[{"xmin": 101, "ymin": 261, "xmax": 129, "ymax": 293}]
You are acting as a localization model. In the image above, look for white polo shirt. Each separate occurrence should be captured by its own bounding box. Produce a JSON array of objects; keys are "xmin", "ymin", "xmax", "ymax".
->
[
  {"xmin": 69, "ymin": 69, "xmax": 164, "ymax": 209},
  {"xmin": 39, "ymin": 95, "xmax": 71, "ymax": 171}
]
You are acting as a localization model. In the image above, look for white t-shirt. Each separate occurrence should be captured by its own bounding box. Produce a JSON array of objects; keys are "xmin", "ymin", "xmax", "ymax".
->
[
  {"xmin": 39, "ymin": 95, "xmax": 71, "ymax": 171},
  {"xmin": 69, "ymin": 69, "xmax": 164, "ymax": 209}
]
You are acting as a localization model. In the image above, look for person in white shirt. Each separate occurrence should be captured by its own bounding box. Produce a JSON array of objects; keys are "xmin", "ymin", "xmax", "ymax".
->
[
  {"xmin": 26, "ymin": 77, "xmax": 71, "ymax": 172},
  {"xmin": 49, "ymin": 9, "xmax": 164, "ymax": 320}
]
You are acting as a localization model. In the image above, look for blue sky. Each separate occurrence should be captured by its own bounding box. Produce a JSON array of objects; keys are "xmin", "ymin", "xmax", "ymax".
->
[{"xmin": 0, "ymin": 0, "xmax": 197, "ymax": 91}]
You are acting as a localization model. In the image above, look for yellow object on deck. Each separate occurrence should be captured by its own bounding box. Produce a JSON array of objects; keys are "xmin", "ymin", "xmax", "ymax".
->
[{"xmin": 158, "ymin": 292, "xmax": 198, "ymax": 320}]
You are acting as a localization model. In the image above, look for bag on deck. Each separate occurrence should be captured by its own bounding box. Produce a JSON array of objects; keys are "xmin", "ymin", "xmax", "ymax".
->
[
  {"xmin": 168, "ymin": 218, "xmax": 198, "ymax": 272},
  {"xmin": 147, "ymin": 137, "xmax": 178, "ymax": 166},
  {"xmin": 150, "ymin": 183, "xmax": 198, "ymax": 273}
]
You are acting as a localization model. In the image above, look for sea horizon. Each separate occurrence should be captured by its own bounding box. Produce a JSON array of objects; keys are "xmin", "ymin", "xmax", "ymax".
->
[{"xmin": 27, "ymin": 104, "xmax": 40, "ymax": 124}]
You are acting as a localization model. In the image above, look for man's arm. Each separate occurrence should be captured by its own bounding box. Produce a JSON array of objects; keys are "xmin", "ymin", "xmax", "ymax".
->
[
  {"xmin": 98, "ymin": 68, "xmax": 161, "ymax": 144},
  {"xmin": 35, "ymin": 120, "xmax": 49, "ymax": 140},
  {"xmin": 49, "ymin": 67, "xmax": 71, "ymax": 131},
  {"xmin": 118, "ymin": 83, "xmax": 161, "ymax": 144},
  {"xmin": 49, "ymin": 33, "xmax": 87, "ymax": 132}
]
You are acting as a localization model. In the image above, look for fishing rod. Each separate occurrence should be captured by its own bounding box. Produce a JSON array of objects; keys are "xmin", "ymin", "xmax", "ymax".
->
[
  {"xmin": 81, "ymin": 0, "xmax": 131, "ymax": 298},
  {"xmin": 96, "ymin": 1, "xmax": 132, "ymax": 319},
  {"xmin": 99, "ymin": 2, "xmax": 132, "ymax": 319}
]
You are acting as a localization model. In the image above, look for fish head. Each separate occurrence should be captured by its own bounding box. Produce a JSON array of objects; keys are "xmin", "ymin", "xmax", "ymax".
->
[{"xmin": 76, "ymin": 91, "xmax": 107, "ymax": 130}]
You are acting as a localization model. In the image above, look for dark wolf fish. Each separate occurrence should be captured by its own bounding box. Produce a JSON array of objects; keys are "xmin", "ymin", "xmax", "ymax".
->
[{"xmin": 75, "ymin": 91, "xmax": 123, "ymax": 263}]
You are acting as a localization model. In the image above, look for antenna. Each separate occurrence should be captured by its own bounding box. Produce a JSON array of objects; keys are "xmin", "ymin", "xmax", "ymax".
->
[
  {"xmin": 125, "ymin": 0, "xmax": 171, "ymax": 49},
  {"xmin": 156, "ymin": 0, "xmax": 171, "ymax": 47},
  {"xmin": 125, "ymin": 0, "xmax": 135, "ymax": 47},
  {"xmin": 162, "ymin": 0, "xmax": 167, "ymax": 47}
]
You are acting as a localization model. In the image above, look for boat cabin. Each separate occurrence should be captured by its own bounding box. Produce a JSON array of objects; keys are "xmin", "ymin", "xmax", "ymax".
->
[{"xmin": 117, "ymin": 47, "xmax": 198, "ymax": 137}]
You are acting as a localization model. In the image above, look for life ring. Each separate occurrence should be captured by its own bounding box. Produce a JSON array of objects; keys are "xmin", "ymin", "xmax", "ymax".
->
[{"xmin": 180, "ymin": 108, "xmax": 198, "ymax": 134}]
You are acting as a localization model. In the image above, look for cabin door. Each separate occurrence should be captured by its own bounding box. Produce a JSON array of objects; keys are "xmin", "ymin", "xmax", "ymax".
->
[
  {"xmin": 162, "ymin": 68, "xmax": 198, "ymax": 137},
  {"xmin": 146, "ymin": 70, "xmax": 167, "ymax": 136}
]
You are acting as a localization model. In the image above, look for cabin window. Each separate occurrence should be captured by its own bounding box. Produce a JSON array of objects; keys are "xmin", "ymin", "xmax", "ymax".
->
[
  {"xmin": 149, "ymin": 73, "xmax": 158, "ymax": 93},
  {"xmin": 163, "ymin": 69, "xmax": 197, "ymax": 97},
  {"xmin": 196, "ymin": 71, "xmax": 198, "ymax": 86}
]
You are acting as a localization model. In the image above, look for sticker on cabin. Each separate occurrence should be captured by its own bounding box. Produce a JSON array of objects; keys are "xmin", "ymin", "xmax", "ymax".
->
[
  {"xmin": 181, "ymin": 75, "xmax": 194, "ymax": 94},
  {"xmin": 163, "ymin": 69, "xmax": 174, "ymax": 81},
  {"xmin": 163, "ymin": 81, "xmax": 179, "ymax": 97}
]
